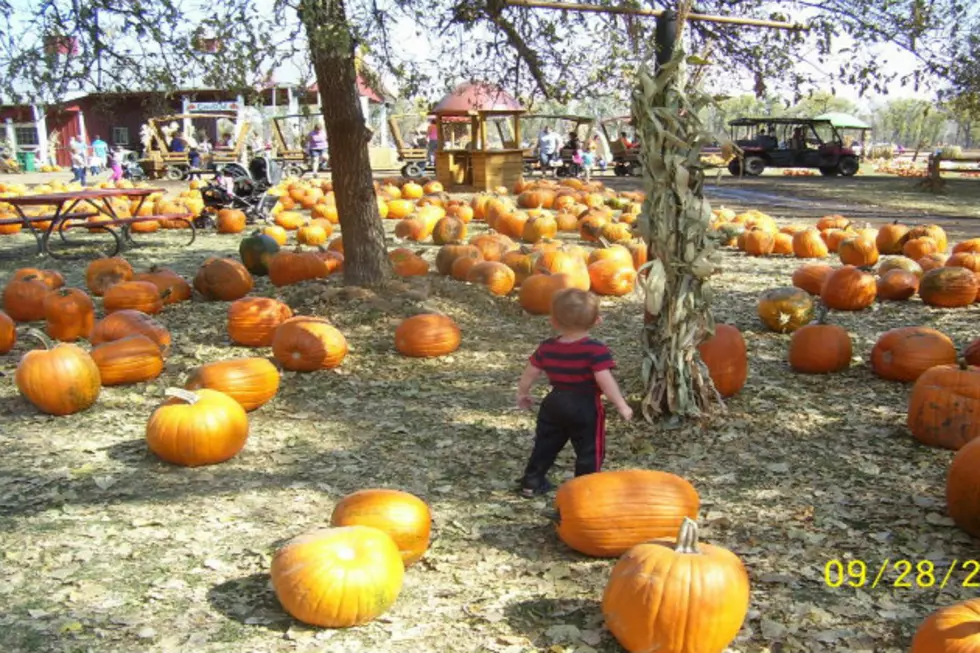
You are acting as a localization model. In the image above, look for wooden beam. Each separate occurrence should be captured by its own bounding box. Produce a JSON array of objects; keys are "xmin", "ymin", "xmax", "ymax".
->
[{"xmin": 501, "ymin": 0, "xmax": 807, "ymax": 30}]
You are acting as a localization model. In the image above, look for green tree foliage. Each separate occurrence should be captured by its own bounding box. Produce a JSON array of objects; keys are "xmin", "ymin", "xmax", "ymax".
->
[{"xmin": 868, "ymin": 98, "xmax": 949, "ymax": 148}]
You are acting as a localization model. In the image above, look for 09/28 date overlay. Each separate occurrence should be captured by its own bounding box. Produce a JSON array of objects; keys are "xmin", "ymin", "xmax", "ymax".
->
[{"xmin": 824, "ymin": 559, "xmax": 980, "ymax": 589}]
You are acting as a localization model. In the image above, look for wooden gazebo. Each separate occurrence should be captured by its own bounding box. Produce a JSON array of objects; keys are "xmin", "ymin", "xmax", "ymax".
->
[{"xmin": 430, "ymin": 83, "xmax": 526, "ymax": 191}]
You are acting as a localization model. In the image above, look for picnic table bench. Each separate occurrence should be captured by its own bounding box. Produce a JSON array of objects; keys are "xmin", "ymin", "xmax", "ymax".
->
[{"xmin": 0, "ymin": 187, "xmax": 195, "ymax": 259}]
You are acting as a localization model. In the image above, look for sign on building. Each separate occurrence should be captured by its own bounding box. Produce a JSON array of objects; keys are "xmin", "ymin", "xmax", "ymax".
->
[{"xmin": 187, "ymin": 101, "xmax": 240, "ymax": 112}]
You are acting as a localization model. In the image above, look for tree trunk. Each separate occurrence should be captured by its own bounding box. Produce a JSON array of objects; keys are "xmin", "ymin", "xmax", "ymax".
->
[{"xmin": 298, "ymin": 0, "xmax": 389, "ymax": 287}]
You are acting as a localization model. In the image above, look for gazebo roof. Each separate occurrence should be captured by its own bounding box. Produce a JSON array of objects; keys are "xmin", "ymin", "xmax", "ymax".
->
[{"xmin": 432, "ymin": 82, "xmax": 524, "ymax": 115}]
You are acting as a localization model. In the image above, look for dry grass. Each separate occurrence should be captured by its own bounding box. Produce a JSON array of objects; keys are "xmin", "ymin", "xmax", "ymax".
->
[{"xmin": 0, "ymin": 185, "xmax": 978, "ymax": 653}]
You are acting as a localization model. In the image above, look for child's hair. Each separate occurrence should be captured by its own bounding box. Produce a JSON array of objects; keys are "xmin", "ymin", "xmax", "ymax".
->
[{"xmin": 551, "ymin": 288, "xmax": 599, "ymax": 330}]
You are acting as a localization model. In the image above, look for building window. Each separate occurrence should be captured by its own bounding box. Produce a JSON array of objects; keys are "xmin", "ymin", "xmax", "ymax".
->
[
  {"xmin": 112, "ymin": 127, "xmax": 129, "ymax": 145},
  {"xmin": 14, "ymin": 126, "xmax": 38, "ymax": 146}
]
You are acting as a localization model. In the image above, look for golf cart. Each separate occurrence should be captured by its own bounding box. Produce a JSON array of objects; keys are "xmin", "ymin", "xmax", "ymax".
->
[
  {"xmin": 387, "ymin": 113, "xmax": 431, "ymax": 178},
  {"xmin": 138, "ymin": 112, "xmax": 251, "ymax": 180},
  {"xmin": 520, "ymin": 114, "xmax": 595, "ymax": 177},
  {"xmin": 599, "ymin": 116, "xmax": 641, "ymax": 176},
  {"xmin": 727, "ymin": 117, "xmax": 860, "ymax": 177},
  {"xmin": 269, "ymin": 113, "xmax": 330, "ymax": 177}
]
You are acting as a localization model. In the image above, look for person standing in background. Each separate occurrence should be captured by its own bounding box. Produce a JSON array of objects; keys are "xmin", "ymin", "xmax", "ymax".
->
[
  {"xmin": 426, "ymin": 118, "xmax": 439, "ymax": 166},
  {"xmin": 91, "ymin": 135, "xmax": 108, "ymax": 172},
  {"xmin": 69, "ymin": 136, "xmax": 88, "ymax": 185}
]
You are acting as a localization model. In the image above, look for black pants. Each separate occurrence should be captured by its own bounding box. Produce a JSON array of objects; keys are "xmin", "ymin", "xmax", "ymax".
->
[{"xmin": 521, "ymin": 389, "xmax": 605, "ymax": 490}]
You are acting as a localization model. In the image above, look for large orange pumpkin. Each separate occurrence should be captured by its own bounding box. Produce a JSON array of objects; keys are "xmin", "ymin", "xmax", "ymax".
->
[
  {"xmin": 554, "ymin": 469, "xmax": 700, "ymax": 557},
  {"xmin": 193, "ymin": 258, "xmax": 254, "ymax": 301},
  {"xmin": 103, "ymin": 280, "xmax": 165, "ymax": 315},
  {"xmin": 90, "ymin": 310, "xmax": 171, "ymax": 352},
  {"xmin": 871, "ymin": 326, "xmax": 957, "ymax": 383},
  {"xmin": 588, "ymin": 259, "xmax": 635, "ymax": 296},
  {"xmin": 3, "ymin": 275, "xmax": 52, "ymax": 322},
  {"xmin": 602, "ymin": 518, "xmax": 750, "ymax": 653},
  {"xmin": 270, "ymin": 526, "xmax": 404, "ymax": 628},
  {"xmin": 394, "ymin": 314, "xmax": 461, "ymax": 357},
  {"xmin": 272, "ymin": 317, "xmax": 348, "ymax": 371},
  {"xmin": 820, "ymin": 265, "xmax": 876, "ymax": 311},
  {"xmin": 519, "ymin": 273, "xmax": 574, "ymax": 315},
  {"xmin": 696, "ymin": 324, "xmax": 747, "ymax": 398},
  {"xmin": 85, "ymin": 256, "xmax": 133, "ymax": 296},
  {"xmin": 876, "ymin": 269, "xmax": 919, "ymax": 301},
  {"xmin": 947, "ymin": 436, "xmax": 980, "ymax": 537},
  {"xmin": 43, "ymin": 288, "xmax": 95, "ymax": 341},
  {"xmin": 791, "ymin": 263, "xmax": 834, "ymax": 295},
  {"xmin": 910, "ymin": 598, "xmax": 980, "ymax": 653},
  {"xmin": 792, "ymin": 228, "xmax": 829, "ymax": 258},
  {"xmin": 90, "ymin": 335, "xmax": 164, "ymax": 385},
  {"xmin": 838, "ymin": 235, "xmax": 879, "ymax": 266},
  {"xmin": 185, "ymin": 357, "xmax": 280, "ymax": 411},
  {"xmin": 919, "ymin": 266, "xmax": 978, "ymax": 308},
  {"xmin": 330, "ymin": 489, "xmax": 432, "ymax": 567},
  {"xmin": 146, "ymin": 388, "xmax": 249, "ymax": 466},
  {"xmin": 227, "ymin": 297, "xmax": 294, "ymax": 347},
  {"xmin": 466, "ymin": 261, "xmax": 516, "ymax": 296},
  {"xmin": 15, "ymin": 331, "xmax": 101, "ymax": 415},
  {"xmin": 907, "ymin": 361, "xmax": 980, "ymax": 450},
  {"xmin": 788, "ymin": 313, "xmax": 852, "ymax": 374},
  {"xmin": 875, "ymin": 220, "xmax": 910, "ymax": 255}
]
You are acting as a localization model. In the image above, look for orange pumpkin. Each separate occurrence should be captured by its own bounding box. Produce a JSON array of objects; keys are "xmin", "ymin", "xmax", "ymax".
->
[
  {"xmin": 947, "ymin": 436, "xmax": 980, "ymax": 537},
  {"xmin": 903, "ymin": 237, "xmax": 939, "ymax": 260},
  {"xmin": 185, "ymin": 357, "xmax": 280, "ymax": 412},
  {"xmin": 330, "ymin": 489, "xmax": 432, "ymax": 567},
  {"xmin": 15, "ymin": 331, "xmax": 101, "ymax": 415},
  {"xmin": 227, "ymin": 297, "xmax": 293, "ymax": 347},
  {"xmin": 435, "ymin": 244, "xmax": 483, "ymax": 276},
  {"xmin": 394, "ymin": 314, "xmax": 461, "ymax": 358},
  {"xmin": 875, "ymin": 220, "xmax": 910, "ymax": 255},
  {"xmin": 877, "ymin": 256, "xmax": 923, "ymax": 278},
  {"xmin": 791, "ymin": 228, "xmax": 829, "ymax": 258},
  {"xmin": 919, "ymin": 266, "xmax": 978, "ymax": 308},
  {"xmin": 953, "ymin": 238, "xmax": 980, "ymax": 254},
  {"xmin": 519, "ymin": 273, "xmax": 574, "ymax": 315},
  {"xmin": 271, "ymin": 317, "xmax": 347, "ymax": 371},
  {"xmin": 85, "ymin": 257, "xmax": 133, "ymax": 296},
  {"xmin": 838, "ymin": 235, "xmax": 879, "ymax": 266},
  {"xmin": 588, "ymin": 259, "xmax": 635, "ymax": 296},
  {"xmin": 90, "ymin": 334, "xmax": 164, "ymax": 385},
  {"xmin": 296, "ymin": 224, "xmax": 328, "ymax": 246},
  {"xmin": 908, "ymin": 224, "xmax": 948, "ymax": 253},
  {"xmin": 389, "ymin": 248, "xmax": 430, "ymax": 277},
  {"xmin": 876, "ymin": 269, "xmax": 919, "ymax": 301},
  {"xmin": 602, "ymin": 518, "xmax": 749, "ymax": 653},
  {"xmin": 11, "ymin": 268, "xmax": 64, "ymax": 289},
  {"xmin": 90, "ymin": 310, "xmax": 171, "ymax": 352},
  {"xmin": 554, "ymin": 469, "xmax": 700, "ymax": 557},
  {"xmin": 3, "ymin": 275, "xmax": 52, "ymax": 323},
  {"xmin": 741, "ymin": 229, "xmax": 775, "ymax": 256},
  {"xmin": 43, "ymin": 288, "xmax": 95, "ymax": 341},
  {"xmin": 788, "ymin": 312, "xmax": 852, "ymax": 374},
  {"xmin": 431, "ymin": 216, "xmax": 467, "ymax": 245},
  {"xmin": 103, "ymin": 280, "xmax": 165, "ymax": 314},
  {"xmin": 908, "ymin": 361, "xmax": 980, "ymax": 450},
  {"xmin": 216, "ymin": 208, "xmax": 247, "ymax": 234},
  {"xmin": 946, "ymin": 251, "xmax": 980, "ymax": 273},
  {"xmin": 0, "ymin": 310, "xmax": 14, "ymax": 353},
  {"xmin": 820, "ymin": 265, "xmax": 876, "ymax": 311},
  {"xmin": 270, "ymin": 526, "xmax": 404, "ymax": 628},
  {"xmin": 697, "ymin": 324, "xmax": 747, "ymax": 398},
  {"xmin": 918, "ymin": 252, "xmax": 948, "ymax": 272},
  {"xmin": 146, "ymin": 388, "xmax": 249, "ymax": 466},
  {"xmin": 788, "ymin": 263, "xmax": 832, "ymax": 296},
  {"xmin": 909, "ymin": 598, "xmax": 980, "ymax": 652},
  {"xmin": 466, "ymin": 261, "xmax": 516, "ymax": 296},
  {"xmin": 193, "ymin": 258, "xmax": 254, "ymax": 301},
  {"xmin": 871, "ymin": 326, "xmax": 957, "ymax": 382}
]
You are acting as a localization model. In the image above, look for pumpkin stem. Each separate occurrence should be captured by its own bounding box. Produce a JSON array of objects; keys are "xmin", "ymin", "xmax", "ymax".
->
[
  {"xmin": 957, "ymin": 356, "xmax": 970, "ymax": 371},
  {"xmin": 164, "ymin": 387, "xmax": 200, "ymax": 404},
  {"xmin": 674, "ymin": 517, "xmax": 701, "ymax": 554},
  {"xmin": 24, "ymin": 328, "xmax": 53, "ymax": 350}
]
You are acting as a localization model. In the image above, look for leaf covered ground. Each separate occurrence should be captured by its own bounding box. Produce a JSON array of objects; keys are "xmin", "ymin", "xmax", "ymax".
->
[{"xmin": 0, "ymin": 175, "xmax": 979, "ymax": 653}]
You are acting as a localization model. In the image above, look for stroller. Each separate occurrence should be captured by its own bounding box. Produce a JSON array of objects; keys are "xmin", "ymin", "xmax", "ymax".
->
[
  {"xmin": 200, "ymin": 154, "xmax": 283, "ymax": 227},
  {"xmin": 121, "ymin": 151, "xmax": 147, "ymax": 181}
]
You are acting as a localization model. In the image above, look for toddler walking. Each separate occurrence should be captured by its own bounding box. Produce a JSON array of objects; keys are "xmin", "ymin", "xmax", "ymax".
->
[{"xmin": 516, "ymin": 289, "xmax": 632, "ymax": 497}]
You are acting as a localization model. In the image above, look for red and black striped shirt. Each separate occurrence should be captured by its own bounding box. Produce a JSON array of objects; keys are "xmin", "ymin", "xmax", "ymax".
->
[{"xmin": 529, "ymin": 337, "xmax": 615, "ymax": 393}]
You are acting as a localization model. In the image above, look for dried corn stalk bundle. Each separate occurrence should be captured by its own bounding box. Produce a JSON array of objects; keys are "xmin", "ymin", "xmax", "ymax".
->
[{"xmin": 633, "ymin": 47, "xmax": 724, "ymax": 421}]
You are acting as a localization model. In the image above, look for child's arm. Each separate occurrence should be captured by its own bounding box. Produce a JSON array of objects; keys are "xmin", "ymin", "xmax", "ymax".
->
[
  {"xmin": 516, "ymin": 363, "xmax": 543, "ymax": 410},
  {"xmin": 595, "ymin": 369, "xmax": 633, "ymax": 421}
]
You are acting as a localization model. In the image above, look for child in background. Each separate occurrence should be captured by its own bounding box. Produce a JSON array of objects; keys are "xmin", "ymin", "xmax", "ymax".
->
[
  {"xmin": 515, "ymin": 289, "xmax": 632, "ymax": 497},
  {"xmin": 108, "ymin": 147, "xmax": 124, "ymax": 182},
  {"xmin": 581, "ymin": 145, "xmax": 596, "ymax": 182}
]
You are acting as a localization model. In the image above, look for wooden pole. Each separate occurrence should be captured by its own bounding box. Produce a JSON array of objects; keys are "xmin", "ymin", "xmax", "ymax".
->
[{"xmin": 501, "ymin": 0, "xmax": 807, "ymax": 30}]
